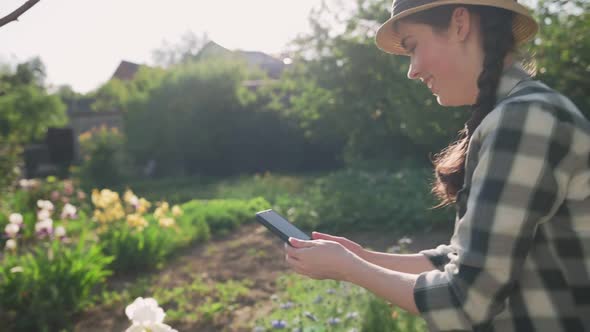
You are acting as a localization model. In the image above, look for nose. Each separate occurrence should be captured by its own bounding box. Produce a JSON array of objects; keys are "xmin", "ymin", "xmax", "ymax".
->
[{"xmin": 407, "ymin": 58, "xmax": 420, "ymax": 80}]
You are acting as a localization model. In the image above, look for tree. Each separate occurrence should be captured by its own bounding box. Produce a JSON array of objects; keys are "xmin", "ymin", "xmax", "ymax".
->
[
  {"xmin": 531, "ymin": 0, "xmax": 590, "ymax": 115},
  {"xmin": 0, "ymin": 58, "xmax": 66, "ymax": 188},
  {"xmin": 276, "ymin": 0, "xmax": 467, "ymax": 166},
  {"xmin": 89, "ymin": 66, "xmax": 167, "ymax": 112}
]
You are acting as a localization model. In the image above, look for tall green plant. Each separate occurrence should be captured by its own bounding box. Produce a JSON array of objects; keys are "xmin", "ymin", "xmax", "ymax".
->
[{"xmin": 0, "ymin": 234, "xmax": 113, "ymax": 331}]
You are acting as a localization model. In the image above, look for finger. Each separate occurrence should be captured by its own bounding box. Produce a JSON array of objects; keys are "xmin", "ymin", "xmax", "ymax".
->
[
  {"xmin": 312, "ymin": 231, "xmax": 341, "ymax": 241},
  {"xmin": 289, "ymin": 237, "xmax": 316, "ymax": 248},
  {"xmin": 312, "ymin": 231, "xmax": 331, "ymax": 240}
]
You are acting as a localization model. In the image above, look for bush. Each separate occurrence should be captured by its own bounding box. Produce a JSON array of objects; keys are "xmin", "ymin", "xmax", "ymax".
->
[
  {"xmin": 274, "ymin": 168, "xmax": 454, "ymax": 234},
  {"xmin": 77, "ymin": 126, "xmax": 131, "ymax": 189},
  {"xmin": 99, "ymin": 221, "xmax": 181, "ymax": 272},
  {"xmin": 0, "ymin": 235, "xmax": 113, "ymax": 332}
]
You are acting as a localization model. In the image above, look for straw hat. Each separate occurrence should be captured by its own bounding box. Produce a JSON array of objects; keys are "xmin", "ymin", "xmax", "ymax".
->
[{"xmin": 375, "ymin": 0, "xmax": 539, "ymax": 55}]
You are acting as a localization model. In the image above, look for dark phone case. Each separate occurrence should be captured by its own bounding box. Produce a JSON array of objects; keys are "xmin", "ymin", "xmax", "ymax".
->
[{"xmin": 255, "ymin": 210, "xmax": 310, "ymax": 246}]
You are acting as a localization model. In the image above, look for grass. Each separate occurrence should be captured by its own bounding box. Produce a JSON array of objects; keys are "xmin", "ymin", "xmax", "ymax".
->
[
  {"xmin": 115, "ymin": 172, "xmax": 320, "ymax": 205},
  {"xmin": 99, "ymin": 274, "xmax": 253, "ymax": 327},
  {"xmin": 253, "ymin": 274, "xmax": 427, "ymax": 332}
]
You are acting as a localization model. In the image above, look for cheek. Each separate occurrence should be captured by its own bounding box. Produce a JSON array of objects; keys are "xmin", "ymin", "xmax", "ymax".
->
[{"xmin": 427, "ymin": 47, "xmax": 456, "ymax": 81}]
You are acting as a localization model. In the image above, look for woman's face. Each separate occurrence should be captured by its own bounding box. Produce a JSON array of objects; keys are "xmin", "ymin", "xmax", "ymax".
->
[{"xmin": 396, "ymin": 18, "xmax": 482, "ymax": 107}]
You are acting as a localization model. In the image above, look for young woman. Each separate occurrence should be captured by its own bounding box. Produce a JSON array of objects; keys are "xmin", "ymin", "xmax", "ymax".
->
[{"xmin": 284, "ymin": 0, "xmax": 590, "ymax": 331}]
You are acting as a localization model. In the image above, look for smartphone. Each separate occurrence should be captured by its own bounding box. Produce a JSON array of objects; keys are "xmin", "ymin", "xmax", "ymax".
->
[{"xmin": 255, "ymin": 209, "xmax": 311, "ymax": 245}]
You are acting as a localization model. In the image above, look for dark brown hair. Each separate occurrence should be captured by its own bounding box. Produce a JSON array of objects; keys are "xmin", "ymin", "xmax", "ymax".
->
[{"xmin": 399, "ymin": 5, "xmax": 515, "ymax": 206}]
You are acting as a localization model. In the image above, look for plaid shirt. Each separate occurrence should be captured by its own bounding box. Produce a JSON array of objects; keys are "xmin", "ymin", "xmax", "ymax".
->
[{"xmin": 414, "ymin": 63, "xmax": 590, "ymax": 331}]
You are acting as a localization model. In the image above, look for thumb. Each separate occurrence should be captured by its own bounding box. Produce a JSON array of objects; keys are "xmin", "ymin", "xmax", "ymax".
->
[{"xmin": 289, "ymin": 237, "xmax": 315, "ymax": 248}]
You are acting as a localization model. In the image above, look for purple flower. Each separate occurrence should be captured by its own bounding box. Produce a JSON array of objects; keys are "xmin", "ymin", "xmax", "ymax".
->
[
  {"xmin": 313, "ymin": 295, "xmax": 323, "ymax": 303},
  {"xmin": 271, "ymin": 320, "xmax": 287, "ymax": 329},
  {"xmin": 279, "ymin": 301, "xmax": 294, "ymax": 309},
  {"xmin": 327, "ymin": 317, "xmax": 341, "ymax": 325},
  {"xmin": 326, "ymin": 288, "xmax": 336, "ymax": 294}
]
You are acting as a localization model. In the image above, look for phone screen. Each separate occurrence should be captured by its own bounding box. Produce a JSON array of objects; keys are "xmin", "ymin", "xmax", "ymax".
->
[{"xmin": 256, "ymin": 209, "xmax": 311, "ymax": 241}]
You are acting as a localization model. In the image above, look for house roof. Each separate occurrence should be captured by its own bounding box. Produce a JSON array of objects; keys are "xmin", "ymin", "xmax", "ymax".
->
[
  {"xmin": 111, "ymin": 60, "xmax": 140, "ymax": 81},
  {"xmin": 198, "ymin": 41, "xmax": 287, "ymax": 78}
]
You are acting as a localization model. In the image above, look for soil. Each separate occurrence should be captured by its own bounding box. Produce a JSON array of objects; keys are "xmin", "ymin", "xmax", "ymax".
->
[{"xmin": 73, "ymin": 222, "xmax": 453, "ymax": 332}]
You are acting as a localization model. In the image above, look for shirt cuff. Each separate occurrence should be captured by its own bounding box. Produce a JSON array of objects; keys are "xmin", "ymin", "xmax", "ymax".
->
[{"xmin": 420, "ymin": 244, "xmax": 456, "ymax": 272}]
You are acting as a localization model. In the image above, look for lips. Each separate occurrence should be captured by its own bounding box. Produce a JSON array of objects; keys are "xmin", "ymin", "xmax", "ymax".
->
[{"xmin": 427, "ymin": 79, "xmax": 433, "ymax": 90}]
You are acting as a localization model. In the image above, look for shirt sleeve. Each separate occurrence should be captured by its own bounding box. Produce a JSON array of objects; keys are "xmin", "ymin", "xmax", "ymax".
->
[{"xmin": 413, "ymin": 102, "xmax": 568, "ymax": 331}]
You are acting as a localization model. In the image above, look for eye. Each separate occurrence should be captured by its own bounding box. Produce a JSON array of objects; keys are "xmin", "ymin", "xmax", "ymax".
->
[{"xmin": 408, "ymin": 44, "xmax": 417, "ymax": 55}]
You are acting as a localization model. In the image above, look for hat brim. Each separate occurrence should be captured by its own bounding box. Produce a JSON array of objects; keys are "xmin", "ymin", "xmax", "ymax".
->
[{"xmin": 375, "ymin": 0, "xmax": 539, "ymax": 55}]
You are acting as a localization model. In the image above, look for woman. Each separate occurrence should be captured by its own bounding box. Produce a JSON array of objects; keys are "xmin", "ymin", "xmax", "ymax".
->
[{"xmin": 284, "ymin": 0, "xmax": 590, "ymax": 331}]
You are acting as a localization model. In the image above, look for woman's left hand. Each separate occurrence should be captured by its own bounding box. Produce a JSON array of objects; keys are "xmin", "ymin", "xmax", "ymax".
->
[{"xmin": 284, "ymin": 237, "xmax": 359, "ymax": 281}]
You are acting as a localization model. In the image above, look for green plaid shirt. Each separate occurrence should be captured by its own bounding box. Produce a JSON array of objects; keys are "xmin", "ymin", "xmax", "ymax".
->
[{"xmin": 415, "ymin": 63, "xmax": 590, "ymax": 331}]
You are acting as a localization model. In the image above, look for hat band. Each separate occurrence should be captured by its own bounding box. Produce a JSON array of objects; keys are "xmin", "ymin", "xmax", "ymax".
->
[{"xmin": 392, "ymin": 0, "xmax": 438, "ymax": 16}]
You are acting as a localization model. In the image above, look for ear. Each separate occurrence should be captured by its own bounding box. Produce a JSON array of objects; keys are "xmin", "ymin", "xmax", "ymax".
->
[{"xmin": 449, "ymin": 7, "xmax": 472, "ymax": 42}]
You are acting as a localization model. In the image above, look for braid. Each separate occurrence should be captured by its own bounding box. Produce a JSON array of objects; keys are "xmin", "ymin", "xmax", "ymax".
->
[
  {"xmin": 431, "ymin": 6, "xmax": 515, "ymax": 206},
  {"xmin": 467, "ymin": 7, "xmax": 515, "ymax": 136}
]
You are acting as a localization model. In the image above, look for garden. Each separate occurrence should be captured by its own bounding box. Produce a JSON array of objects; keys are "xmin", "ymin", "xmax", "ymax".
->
[
  {"xmin": 1, "ymin": 0, "xmax": 587, "ymax": 331},
  {"xmin": 0, "ymin": 172, "xmax": 449, "ymax": 331}
]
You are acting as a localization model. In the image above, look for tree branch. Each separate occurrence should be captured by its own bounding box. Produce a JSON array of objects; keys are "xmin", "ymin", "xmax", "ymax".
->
[{"xmin": 0, "ymin": 0, "xmax": 41, "ymax": 29}]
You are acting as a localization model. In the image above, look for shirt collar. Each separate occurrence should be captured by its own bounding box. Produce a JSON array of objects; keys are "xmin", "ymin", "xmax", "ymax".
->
[{"xmin": 495, "ymin": 62, "xmax": 533, "ymax": 105}]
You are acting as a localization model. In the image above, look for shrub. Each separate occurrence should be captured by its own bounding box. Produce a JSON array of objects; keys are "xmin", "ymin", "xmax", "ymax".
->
[
  {"xmin": 99, "ymin": 221, "xmax": 180, "ymax": 272},
  {"xmin": 77, "ymin": 126, "xmax": 131, "ymax": 189},
  {"xmin": 274, "ymin": 168, "xmax": 454, "ymax": 234}
]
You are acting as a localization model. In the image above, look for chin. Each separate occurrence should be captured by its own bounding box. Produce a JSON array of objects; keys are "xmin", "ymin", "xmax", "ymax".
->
[{"xmin": 436, "ymin": 94, "xmax": 468, "ymax": 107}]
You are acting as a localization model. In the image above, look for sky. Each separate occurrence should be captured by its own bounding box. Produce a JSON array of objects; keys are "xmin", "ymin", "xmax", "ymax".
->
[{"xmin": 0, "ymin": 0, "xmax": 320, "ymax": 93}]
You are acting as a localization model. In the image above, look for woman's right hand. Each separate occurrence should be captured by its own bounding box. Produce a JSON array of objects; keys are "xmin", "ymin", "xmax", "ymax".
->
[{"xmin": 311, "ymin": 231, "xmax": 366, "ymax": 258}]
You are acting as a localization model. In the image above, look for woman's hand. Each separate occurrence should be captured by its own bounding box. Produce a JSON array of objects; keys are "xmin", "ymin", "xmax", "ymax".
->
[
  {"xmin": 311, "ymin": 231, "xmax": 366, "ymax": 259},
  {"xmin": 284, "ymin": 238, "xmax": 359, "ymax": 281}
]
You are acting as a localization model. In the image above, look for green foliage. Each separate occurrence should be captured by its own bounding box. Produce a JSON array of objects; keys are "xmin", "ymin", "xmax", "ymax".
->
[
  {"xmin": 76, "ymin": 126, "xmax": 131, "ymax": 189},
  {"xmin": 0, "ymin": 58, "xmax": 67, "ymax": 144},
  {"xmin": 274, "ymin": 168, "xmax": 454, "ymax": 234},
  {"xmin": 99, "ymin": 221, "xmax": 180, "ymax": 272},
  {"xmin": 89, "ymin": 66, "xmax": 167, "ymax": 112},
  {"xmin": 531, "ymin": 0, "xmax": 590, "ymax": 116},
  {"xmin": 162, "ymin": 277, "xmax": 251, "ymax": 324},
  {"xmin": 360, "ymin": 296, "xmax": 425, "ymax": 332},
  {"xmin": 99, "ymin": 197, "xmax": 268, "ymax": 273},
  {"xmin": 274, "ymin": 0, "xmax": 467, "ymax": 165},
  {"xmin": 110, "ymin": 172, "xmax": 315, "ymax": 206},
  {"xmin": 0, "ymin": 235, "xmax": 113, "ymax": 332},
  {"xmin": 180, "ymin": 196, "xmax": 270, "ymax": 235},
  {"xmin": 0, "ymin": 57, "xmax": 67, "ymax": 189},
  {"xmin": 125, "ymin": 58, "xmax": 260, "ymax": 176},
  {"xmin": 256, "ymin": 273, "xmax": 426, "ymax": 331}
]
